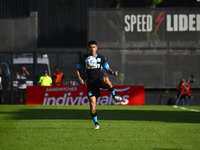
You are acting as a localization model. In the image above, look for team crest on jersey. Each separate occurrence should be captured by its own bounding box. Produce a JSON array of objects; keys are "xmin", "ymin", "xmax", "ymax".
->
[{"xmin": 97, "ymin": 58, "xmax": 101, "ymax": 62}]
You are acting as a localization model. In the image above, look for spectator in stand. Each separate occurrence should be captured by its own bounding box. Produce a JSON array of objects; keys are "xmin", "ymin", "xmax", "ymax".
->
[
  {"xmin": 39, "ymin": 70, "xmax": 52, "ymax": 86},
  {"xmin": 175, "ymin": 78, "xmax": 190, "ymax": 105},
  {"xmin": 16, "ymin": 66, "xmax": 30, "ymax": 104},
  {"xmin": 52, "ymin": 66, "xmax": 65, "ymax": 86}
]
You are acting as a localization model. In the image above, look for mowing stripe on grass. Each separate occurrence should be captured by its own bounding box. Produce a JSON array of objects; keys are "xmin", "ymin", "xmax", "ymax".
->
[
  {"xmin": 0, "ymin": 122, "xmax": 91, "ymax": 125},
  {"xmin": 0, "ymin": 122, "xmax": 199, "ymax": 126},
  {"xmin": 173, "ymin": 105, "xmax": 200, "ymax": 112}
]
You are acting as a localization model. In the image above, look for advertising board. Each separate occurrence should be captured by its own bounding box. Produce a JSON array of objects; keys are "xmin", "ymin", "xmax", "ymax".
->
[{"xmin": 26, "ymin": 86, "xmax": 145, "ymax": 105}]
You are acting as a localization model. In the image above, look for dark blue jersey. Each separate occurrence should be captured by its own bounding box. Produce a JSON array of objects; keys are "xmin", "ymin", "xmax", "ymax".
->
[{"xmin": 76, "ymin": 53, "xmax": 110, "ymax": 83}]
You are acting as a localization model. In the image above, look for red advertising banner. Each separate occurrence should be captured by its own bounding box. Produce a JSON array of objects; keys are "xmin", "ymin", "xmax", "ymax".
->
[{"xmin": 26, "ymin": 86, "xmax": 145, "ymax": 105}]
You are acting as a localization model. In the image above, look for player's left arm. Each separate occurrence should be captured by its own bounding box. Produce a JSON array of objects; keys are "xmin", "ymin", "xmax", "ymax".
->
[
  {"xmin": 102, "ymin": 60, "xmax": 118, "ymax": 76},
  {"xmin": 106, "ymin": 68, "xmax": 118, "ymax": 76}
]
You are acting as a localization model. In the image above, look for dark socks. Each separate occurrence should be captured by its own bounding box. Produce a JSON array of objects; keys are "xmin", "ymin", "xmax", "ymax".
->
[{"xmin": 108, "ymin": 87, "xmax": 115, "ymax": 98}]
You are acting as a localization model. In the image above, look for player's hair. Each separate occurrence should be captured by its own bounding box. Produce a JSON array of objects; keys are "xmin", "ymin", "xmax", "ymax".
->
[{"xmin": 87, "ymin": 40, "xmax": 97, "ymax": 46}]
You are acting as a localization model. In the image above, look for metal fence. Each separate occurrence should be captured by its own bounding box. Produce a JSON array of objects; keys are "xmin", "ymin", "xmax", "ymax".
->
[
  {"xmin": 97, "ymin": 49, "xmax": 200, "ymax": 88},
  {"xmin": 0, "ymin": 51, "xmax": 82, "ymax": 104}
]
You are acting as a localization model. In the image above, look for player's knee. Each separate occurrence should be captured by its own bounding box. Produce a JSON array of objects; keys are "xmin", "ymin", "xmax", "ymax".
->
[{"xmin": 102, "ymin": 76, "xmax": 109, "ymax": 84}]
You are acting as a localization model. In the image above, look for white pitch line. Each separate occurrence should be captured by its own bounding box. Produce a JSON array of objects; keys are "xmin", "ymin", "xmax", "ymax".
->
[{"xmin": 173, "ymin": 105, "xmax": 200, "ymax": 112}]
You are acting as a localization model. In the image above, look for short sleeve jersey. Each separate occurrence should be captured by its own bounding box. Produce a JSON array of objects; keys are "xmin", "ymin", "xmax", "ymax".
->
[{"xmin": 76, "ymin": 53, "xmax": 110, "ymax": 83}]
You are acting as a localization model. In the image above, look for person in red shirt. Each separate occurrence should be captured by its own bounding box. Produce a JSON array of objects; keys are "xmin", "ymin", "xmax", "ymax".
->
[
  {"xmin": 176, "ymin": 78, "xmax": 190, "ymax": 105},
  {"xmin": 52, "ymin": 66, "xmax": 65, "ymax": 86}
]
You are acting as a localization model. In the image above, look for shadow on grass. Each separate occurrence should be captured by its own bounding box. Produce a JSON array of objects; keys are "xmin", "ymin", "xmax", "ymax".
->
[{"xmin": 1, "ymin": 109, "xmax": 200, "ymax": 123}]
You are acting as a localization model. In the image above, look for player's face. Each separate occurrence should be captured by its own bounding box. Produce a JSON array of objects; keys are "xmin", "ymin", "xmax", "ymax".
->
[{"xmin": 88, "ymin": 44, "xmax": 98, "ymax": 56}]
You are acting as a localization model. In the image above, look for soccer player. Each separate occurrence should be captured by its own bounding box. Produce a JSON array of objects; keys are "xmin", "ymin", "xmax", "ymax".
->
[{"xmin": 76, "ymin": 40, "xmax": 122, "ymax": 129}]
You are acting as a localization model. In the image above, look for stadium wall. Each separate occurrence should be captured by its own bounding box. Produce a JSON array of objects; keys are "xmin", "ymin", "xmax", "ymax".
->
[
  {"xmin": 0, "ymin": 11, "xmax": 37, "ymax": 52},
  {"xmin": 87, "ymin": 8, "xmax": 200, "ymax": 89},
  {"xmin": 88, "ymin": 8, "xmax": 200, "ymax": 49},
  {"xmin": 33, "ymin": 47, "xmax": 200, "ymax": 90},
  {"xmin": 98, "ymin": 49, "xmax": 200, "ymax": 88}
]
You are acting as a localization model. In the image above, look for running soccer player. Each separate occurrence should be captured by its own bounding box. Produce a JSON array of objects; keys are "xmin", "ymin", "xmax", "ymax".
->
[{"xmin": 76, "ymin": 40, "xmax": 122, "ymax": 129}]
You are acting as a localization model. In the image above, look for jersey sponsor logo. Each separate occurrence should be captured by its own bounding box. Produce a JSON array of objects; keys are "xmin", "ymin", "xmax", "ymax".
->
[{"xmin": 86, "ymin": 64, "xmax": 101, "ymax": 69}]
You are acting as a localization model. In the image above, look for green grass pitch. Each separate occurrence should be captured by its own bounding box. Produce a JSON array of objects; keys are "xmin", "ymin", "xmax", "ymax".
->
[{"xmin": 0, "ymin": 105, "xmax": 200, "ymax": 150}]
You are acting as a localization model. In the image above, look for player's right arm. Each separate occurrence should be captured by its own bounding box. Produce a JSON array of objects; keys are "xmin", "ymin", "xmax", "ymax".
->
[
  {"xmin": 76, "ymin": 59, "xmax": 85, "ymax": 85},
  {"xmin": 76, "ymin": 69, "xmax": 85, "ymax": 85}
]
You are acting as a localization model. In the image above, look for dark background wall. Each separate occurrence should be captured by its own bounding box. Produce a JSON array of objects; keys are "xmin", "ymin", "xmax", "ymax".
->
[
  {"xmin": 30, "ymin": 0, "xmax": 200, "ymax": 48},
  {"xmin": 0, "ymin": 12, "xmax": 37, "ymax": 52},
  {"xmin": 0, "ymin": 0, "xmax": 200, "ymax": 105},
  {"xmin": 0, "ymin": 0, "xmax": 200, "ymax": 86},
  {"xmin": 1, "ymin": 0, "xmax": 199, "ymax": 48},
  {"xmin": 30, "ymin": 0, "xmax": 105, "ymax": 48}
]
